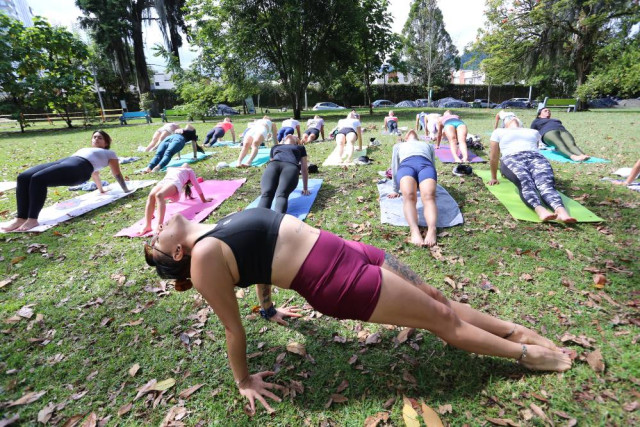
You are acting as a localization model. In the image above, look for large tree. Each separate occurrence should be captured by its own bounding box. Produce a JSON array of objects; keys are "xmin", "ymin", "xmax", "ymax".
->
[
  {"xmin": 402, "ymin": 0, "xmax": 459, "ymax": 101},
  {"xmin": 476, "ymin": 0, "xmax": 639, "ymax": 93},
  {"xmin": 186, "ymin": 0, "xmax": 354, "ymax": 119}
]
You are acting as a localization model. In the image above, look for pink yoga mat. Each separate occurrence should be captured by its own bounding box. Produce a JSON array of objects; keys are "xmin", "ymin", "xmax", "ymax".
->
[
  {"xmin": 434, "ymin": 145, "xmax": 486, "ymax": 163},
  {"xmin": 115, "ymin": 179, "xmax": 246, "ymax": 237}
]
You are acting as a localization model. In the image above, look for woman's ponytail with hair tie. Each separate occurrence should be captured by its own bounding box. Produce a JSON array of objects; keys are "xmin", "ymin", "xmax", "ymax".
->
[{"xmin": 174, "ymin": 278, "xmax": 193, "ymax": 292}]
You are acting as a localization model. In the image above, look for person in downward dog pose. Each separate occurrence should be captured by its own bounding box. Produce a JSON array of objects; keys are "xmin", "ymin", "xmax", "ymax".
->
[
  {"xmin": 333, "ymin": 111, "xmax": 363, "ymax": 164},
  {"xmin": 388, "ymin": 129, "xmax": 438, "ymax": 247},
  {"xmin": 2, "ymin": 130, "xmax": 130, "ymax": 232},
  {"xmin": 144, "ymin": 207, "xmax": 572, "ymax": 414},
  {"xmin": 384, "ymin": 110, "xmax": 400, "ymax": 134},
  {"xmin": 276, "ymin": 118, "xmax": 301, "ymax": 143},
  {"xmin": 139, "ymin": 163, "xmax": 212, "ymax": 235},
  {"xmin": 436, "ymin": 110, "xmax": 470, "ymax": 162},
  {"xmin": 142, "ymin": 125, "xmax": 202, "ymax": 173},
  {"xmin": 145, "ymin": 123, "xmax": 180, "ymax": 152},
  {"xmin": 258, "ymin": 135, "xmax": 310, "ymax": 213},
  {"xmin": 489, "ymin": 117, "xmax": 576, "ymax": 223},
  {"xmin": 203, "ymin": 117, "xmax": 236, "ymax": 147},
  {"xmin": 236, "ymin": 116, "xmax": 278, "ymax": 168}
]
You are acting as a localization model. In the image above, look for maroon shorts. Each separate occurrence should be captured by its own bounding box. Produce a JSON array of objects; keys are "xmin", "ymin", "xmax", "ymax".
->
[{"xmin": 289, "ymin": 230, "xmax": 385, "ymax": 321}]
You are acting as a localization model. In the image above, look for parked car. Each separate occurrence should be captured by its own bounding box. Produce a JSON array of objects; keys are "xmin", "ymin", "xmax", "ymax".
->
[
  {"xmin": 436, "ymin": 97, "xmax": 471, "ymax": 108},
  {"xmin": 395, "ymin": 100, "xmax": 417, "ymax": 108},
  {"xmin": 415, "ymin": 98, "xmax": 429, "ymax": 107},
  {"xmin": 371, "ymin": 99, "xmax": 395, "ymax": 108},
  {"xmin": 210, "ymin": 104, "xmax": 240, "ymax": 116},
  {"xmin": 494, "ymin": 100, "xmax": 529, "ymax": 109},
  {"xmin": 507, "ymin": 98, "xmax": 533, "ymax": 108},
  {"xmin": 473, "ymin": 99, "xmax": 498, "ymax": 108},
  {"xmin": 312, "ymin": 102, "xmax": 346, "ymax": 111}
]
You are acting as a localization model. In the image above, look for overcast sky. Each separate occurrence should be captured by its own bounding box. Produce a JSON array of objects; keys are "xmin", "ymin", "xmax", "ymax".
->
[{"xmin": 28, "ymin": 0, "xmax": 486, "ymax": 70}]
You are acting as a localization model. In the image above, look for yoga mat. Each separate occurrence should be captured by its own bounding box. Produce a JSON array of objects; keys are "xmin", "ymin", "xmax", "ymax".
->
[
  {"xmin": 476, "ymin": 169, "xmax": 603, "ymax": 222},
  {"xmin": 377, "ymin": 180, "xmax": 464, "ymax": 228},
  {"xmin": 322, "ymin": 148, "xmax": 367, "ymax": 166},
  {"xmin": 613, "ymin": 167, "xmax": 632, "ymax": 177},
  {"xmin": 539, "ymin": 149, "xmax": 609, "ymax": 164},
  {"xmin": 230, "ymin": 147, "xmax": 271, "ymax": 167},
  {"xmin": 245, "ymin": 178, "xmax": 322, "ymax": 221},
  {"xmin": 0, "ymin": 180, "xmax": 157, "ymax": 233},
  {"xmin": 209, "ymin": 141, "xmax": 241, "ymax": 147},
  {"xmin": 0, "ymin": 182, "xmax": 17, "ymax": 192},
  {"xmin": 163, "ymin": 151, "xmax": 212, "ymax": 170},
  {"xmin": 116, "ymin": 178, "xmax": 246, "ymax": 237},
  {"xmin": 434, "ymin": 145, "xmax": 485, "ymax": 163}
]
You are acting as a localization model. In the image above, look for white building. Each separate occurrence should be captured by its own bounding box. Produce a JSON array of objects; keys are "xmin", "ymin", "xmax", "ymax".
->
[
  {"xmin": 0, "ymin": 0, "xmax": 33, "ymax": 26},
  {"xmin": 451, "ymin": 69, "xmax": 486, "ymax": 85},
  {"xmin": 152, "ymin": 72, "xmax": 176, "ymax": 90},
  {"xmin": 372, "ymin": 71, "xmax": 415, "ymax": 85}
]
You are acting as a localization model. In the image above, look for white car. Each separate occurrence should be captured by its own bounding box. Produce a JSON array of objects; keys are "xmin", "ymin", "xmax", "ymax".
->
[{"xmin": 312, "ymin": 102, "xmax": 346, "ymax": 111}]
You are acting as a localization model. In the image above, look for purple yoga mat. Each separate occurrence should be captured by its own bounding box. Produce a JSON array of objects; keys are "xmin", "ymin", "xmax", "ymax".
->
[
  {"xmin": 434, "ymin": 145, "xmax": 486, "ymax": 163},
  {"xmin": 115, "ymin": 179, "xmax": 246, "ymax": 237}
]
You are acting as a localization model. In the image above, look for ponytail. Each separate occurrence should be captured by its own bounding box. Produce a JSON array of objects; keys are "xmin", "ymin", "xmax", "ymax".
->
[{"xmin": 184, "ymin": 182, "xmax": 194, "ymax": 199}]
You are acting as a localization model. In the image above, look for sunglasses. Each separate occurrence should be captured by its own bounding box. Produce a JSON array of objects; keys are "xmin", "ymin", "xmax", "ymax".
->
[{"xmin": 144, "ymin": 238, "xmax": 173, "ymax": 260}]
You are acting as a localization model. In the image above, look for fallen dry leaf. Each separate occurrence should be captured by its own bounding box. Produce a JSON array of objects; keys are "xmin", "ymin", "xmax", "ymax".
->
[
  {"xmin": 438, "ymin": 404, "xmax": 452, "ymax": 415},
  {"xmin": 529, "ymin": 403, "xmax": 550, "ymax": 423},
  {"xmin": 363, "ymin": 412, "xmax": 389, "ymax": 427},
  {"xmin": 623, "ymin": 401, "xmax": 639, "ymax": 412},
  {"xmin": 593, "ymin": 274, "xmax": 607, "ymax": 288},
  {"xmin": 37, "ymin": 402, "xmax": 56, "ymax": 424},
  {"xmin": 11, "ymin": 256, "xmax": 26, "ymax": 265},
  {"xmin": 286, "ymin": 342, "xmax": 307, "ymax": 356},
  {"xmin": 485, "ymin": 417, "xmax": 518, "ymax": 426},
  {"xmin": 178, "ymin": 383, "xmax": 204, "ymax": 399},
  {"xmin": 160, "ymin": 406, "xmax": 187, "ymax": 426},
  {"xmin": 117, "ymin": 403, "xmax": 132, "ymax": 416},
  {"xmin": 128, "ymin": 363, "xmax": 140, "ymax": 377},
  {"xmin": 421, "ymin": 401, "xmax": 444, "ymax": 427},
  {"xmin": 0, "ymin": 274, "xmax": 19, "ymax": 289},
  {"xmin": 365, "ymin": 332, "xmax": 381, "ymax": 345},
  {"xmin": 61, "ymin": 413, "xmax": 85, "ymax": 427},
  {"xmin": 586, "ymin": 349, "xmax": 605, "ymax": 373},
  {"xmin": 394, "ymin": 328, "xmax": 414, "ymax": 345},
  {"xmin": 336, "ymin": 380, "xmax": 349, "ymax": 393},
  {"xmin": 330, "ymin": 393, "xmax": 348, "ymax": 403},
  {"xmin": 134, "ymin": 379, "xmax": 158, "ymax": 401},
  {"xmin": 8, "ymin": 390, "xmax": 47, "ymax": 407},
  {"xmin": 17, "ymin": 305, "xmax": 34, "ymax": 319},
  {"xmin": 402, "ymin": 396, "xmax": 420, "ymax": 427},
  {"xmin": 80, "ymin": 412, "xmax": 97, "ymax": 427},
  {"xmin": 151, "ymin": 378, "xmax": 176, "ymax": 392}
]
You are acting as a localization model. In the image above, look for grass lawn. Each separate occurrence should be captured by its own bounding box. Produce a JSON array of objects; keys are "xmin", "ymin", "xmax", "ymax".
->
[{"xmin": 0, "ymin": 108, "xmax": 638, "ymax": 425}]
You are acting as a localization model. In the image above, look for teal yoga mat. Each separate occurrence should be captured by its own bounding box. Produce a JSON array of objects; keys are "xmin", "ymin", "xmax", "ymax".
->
[
  {"xmin": 230, "ymin": 147, "xmax": 271, "ymax": 167},
  {"xmin": 162, "ymin": 151, "xmax": 212, "ymax": 170},
  {"xmin": 476, "ymin": 169, "xmax": 603, "ymax": 222},
  {"xmin": 245, "ymin": 178, "xmax": 322, "ymax": 220},
  {"xmin": 539, "ymin": 149, "xmax": 609, "ymax": 164}
]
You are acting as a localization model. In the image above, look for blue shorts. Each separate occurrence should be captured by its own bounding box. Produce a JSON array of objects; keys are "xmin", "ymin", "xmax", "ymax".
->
[
  {"xmin": 396, "ymin": 156, "xmax": 437, "ymax": 185},
  {"xmin": 443, "ymin": 119, "xmax": 465, "ymax": 129},
  {"xmin": 277, "ymin": 126, "xmax": 295, "ymax": 142}
]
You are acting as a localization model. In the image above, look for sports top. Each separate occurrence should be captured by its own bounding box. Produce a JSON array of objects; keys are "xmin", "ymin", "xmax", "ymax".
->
[
  {"xmin": 194, "ymin": 208, "xmax": 285, "ymax": 287},
  {"xmin": 281, "ymin": 119, "xmax": 300, "ymax": 128},
  {"xmin": 490, "ymin": 128, "xmax": 541, "ymax": 158},
  {"xmin": 271, "ymin": 144, "xmax": 307, "ymax": 167},
  {"xmin": 530, "ymin": 117, "xmax": 567, "ymax": 136},
  {"xmin": 306, "ymin": 118, "xmax": 324, "ymax": 130},
  {"xmin": 72, "ymin": 147, "xmax": 118, "ymax": 171},
  {"xmin": 216, "ymin": 121, "xmax": 234, "ymax": 132}
]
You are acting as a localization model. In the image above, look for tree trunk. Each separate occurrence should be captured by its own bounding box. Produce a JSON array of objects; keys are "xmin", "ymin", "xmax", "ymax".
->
[{"xmin": 131, "ymin": 1, "xmax": 151, "ymax": 94}]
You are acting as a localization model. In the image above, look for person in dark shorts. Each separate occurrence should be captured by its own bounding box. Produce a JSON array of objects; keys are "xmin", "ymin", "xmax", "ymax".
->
[
  {"xmin": 258, "ymin": 135, "xmax": 310, "ymax": 213},
  {"xmin": 144, "ymin": 208, "xmax": 573, "ymax": 414},
  {"xmin": 300, "ymin": 115, "xmax": 325, "ymax": 144}
]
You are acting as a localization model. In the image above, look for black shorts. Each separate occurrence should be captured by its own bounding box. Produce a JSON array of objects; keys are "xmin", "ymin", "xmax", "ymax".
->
[
  {"xmin": 305, "ymin": 128, "xmax": 320, "ymax": 138},
  {"xmin": 337, "ymin": 127, "xmax": 356, "ymax": 136}
]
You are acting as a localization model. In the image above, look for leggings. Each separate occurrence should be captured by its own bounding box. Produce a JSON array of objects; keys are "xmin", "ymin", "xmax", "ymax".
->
[
  {"xmin": 148, "ymin": 137, "xmax": 186, "ymax": 170},
  {"xmin": 258, "ymin": 161, "xmax": 300, "ymax": 213},
  {"xmin": 16, "ymin": 156, "xmax": 94, "ymax": 219},
  {"xmin": 387, "ymin": 120, "xmax": 398, "ymax": 133},
  {"xmin": 204, "ymin": 127, "xmax": 225, "ymax": 145},
  {"xmin": 500, "ymin": 151, "xmax": 564, "ymax": 210},
  {"xmin": 542, "ymin": 130, "xmax": 584, "ymax": 158},
  {"xmin": 277, "ymin": 127, "xmax": 295, "ymax": 143}
]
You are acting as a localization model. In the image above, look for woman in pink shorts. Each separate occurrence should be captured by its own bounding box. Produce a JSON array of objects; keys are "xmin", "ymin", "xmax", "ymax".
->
[{"xmin": 144, "ymin": 208, "xmax": 572, "ymax": 414}]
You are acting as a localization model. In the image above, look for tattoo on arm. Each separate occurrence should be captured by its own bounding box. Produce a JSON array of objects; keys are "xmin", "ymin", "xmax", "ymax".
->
[
  {"xmin": 261, "ymin": 284, "xmax": 271, "ymax": 306},
  {"xmin": 384, "ymin": 253, "xmax": 426, "ymax": 287},
  {"xmin": 114, "ymin": 173, "xmax": 129, "ymax": 192}
]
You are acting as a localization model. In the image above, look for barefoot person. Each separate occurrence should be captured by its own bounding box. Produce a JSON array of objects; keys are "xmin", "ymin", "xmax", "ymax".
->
[
  {"xmin": 334, "ymin": 111, "xmax": 363, "ymax": 164},
  {"xmin": 436, "ymin": 110, "xmax": 470, "ymax": 162},
  {"xmin": 300, "ymin": 115, "xmax": 325, "ymax": 144},
  {"xmin": 142, "ymin": 125, "xmax": 201, "ymax": 173},
  {"xmin": 258, "ymin": 135, "xmax": 310, "ymax": 213},
  {"xmin": 2, "ymin": 130, "xmax": 130, "ymax": 232},
  {"xmin": 236, "ymin": 116, "xmax": 278, "ymax": 168},
  {"xmin": 276, "ymin": 118, "xmax": 301, "ymax": 143},
  {"xmin": 145, "ymin": 208, "xmax": 572, "ymax": 414},
  {"xmin": 145, "ymin": 123, "xmax": 180, "ymax": 152},
  {"xmin": 488, "ymin": 117, "xmax": 576, "ymax": 223},
  {"xmin": 530, "ymin": 108, "xmax": 590, "ymax": 161},
  {"xmin": 611, "ymin": 159, "xmax": 640, "ymax": 188},
  {"xmin": 203, "ymin": 117, "xmax": 236, "ymax": 147},
  {"xmin": 388, "ymin": 130, "xmax": 438, "ymax": 247},
  {"xmin": 139, "ymin": 164, "xmax": 212, "ymax": 235},
  {"xmin": 384, "ymin": 110, "xmax": 400, "ymax": 134}
]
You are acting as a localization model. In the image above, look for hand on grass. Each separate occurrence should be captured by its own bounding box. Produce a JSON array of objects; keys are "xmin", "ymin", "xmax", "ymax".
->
[
  {"xmin": 269, "ymin": 306, "xmax": 303, "ymax": 326},
  {"xmin": 387, "ymin": 191, "xmax": 400, "ymax": 199},
  {"xmin": 238, "ymin": 371, "xmax": 285, "ymax": 415}
]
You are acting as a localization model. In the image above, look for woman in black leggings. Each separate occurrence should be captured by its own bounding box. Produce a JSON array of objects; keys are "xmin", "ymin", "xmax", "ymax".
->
[
  {"xmin": 258, "ymin": 135, "xmax": 310, "ymax": 213},
  {"xmin": 2, "ymin": 130, "xmax": 130, "ymax": 232}
]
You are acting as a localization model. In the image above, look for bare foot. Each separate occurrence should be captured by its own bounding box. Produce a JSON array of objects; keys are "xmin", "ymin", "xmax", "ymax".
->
[
  {"xmin": 409, "ymin": 230, "xmax": 424, "ymax": 246},
  {"xmin": 555, "ymin": 207, "xmax": 577, "ymax": 223},
  {"xmin": 453, "ymin": 157, "xmax": 462, "ymax": 163},
  {"xmin": 151, "ymin": 166, "xmax": 161, "ymax": 173},
  {"xmin": 239, "ymin": 163, "xmax": 251, "ymax": 168},
  {"xmin": 580, "ymin": 154, "xmax": 590, "ymax": 161},
  {"xmin": 611, "ymin": 180, "xmax": 627, "ymax": 186},
  {"xmin": 423, "ymin": 229, "xmax": 437, "ymax": 247},
  {"xmin": 138, "ymin": 225, "xmax": 152, "ymax": 235},
  {"xmin": 16, "ymin": 218, "xmax": 39, "ymax": 231},
  {"xmin": 570, "ymin": 154, "xmax": 583, "ymax": 162},
  {"xmin": 462, "ymin": 157, "xmax": 469, "ymax": 163},
  {"xmin": 506, "ymin": 324, "xmax": 558, "ymax": 350},
  {"xmin": 518, "ymin": 345, "xmax": 572, "ymax": 372},
  {"xmin": 534, "ymin": 206, "xmax": 557, "ymax": 222},
  {"xmin": 1, "ymin": 218, "xmax": 27, "ymax": 232},
  {"xmin": 141, "ymin": 168, "xmax": 151, "ymax": 174}
]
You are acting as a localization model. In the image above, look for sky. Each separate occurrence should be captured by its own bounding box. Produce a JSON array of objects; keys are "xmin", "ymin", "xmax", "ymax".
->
[{"xmin": 27, "ymin": 0, "xmax": 486, "ymax": 71}]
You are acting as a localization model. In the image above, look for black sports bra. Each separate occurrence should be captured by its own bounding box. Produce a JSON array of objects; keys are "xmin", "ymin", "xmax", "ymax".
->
[{"xmin": 195, "ymin": 208, "xmax": 285, "ymax": 287}]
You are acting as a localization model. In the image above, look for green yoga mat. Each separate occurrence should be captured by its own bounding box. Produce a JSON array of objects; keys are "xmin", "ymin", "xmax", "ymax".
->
[{"xmin": 476, "ymin": 169, "xmax": 603, "ymax": 222}]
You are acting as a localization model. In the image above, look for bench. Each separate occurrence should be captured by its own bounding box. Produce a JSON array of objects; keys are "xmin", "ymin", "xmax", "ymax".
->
[
  {"xmin": 119, "ymin": 111, "xmax": 152, "ymax": 125},
  {"xmin": 538, "ymin": 97, "xmax": 578, "ymax": 112}
]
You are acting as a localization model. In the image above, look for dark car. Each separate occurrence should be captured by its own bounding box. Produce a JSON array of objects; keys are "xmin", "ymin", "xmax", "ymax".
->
[
  {"xmin": 371, "ymin": 99, "xmax": 395, "ymax": 108},
  {"xmin": 210, "ymin": 104, "xmax": 240, "ymax": 116},
  {"xmin": 415, "ymin": 98, "xmax": 429, "ymax": 107},
  {"xmin": 435, "ymin": 97, "xmax": 471, "ymax": 108},
  {"xmin": 494, "ymin": 100, "xmax": 529, "ymax": 109}
]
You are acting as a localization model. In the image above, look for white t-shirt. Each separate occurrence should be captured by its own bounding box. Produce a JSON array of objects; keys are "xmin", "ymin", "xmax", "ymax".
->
[
  {"xmin": 281, "ymin": 119, "xmax": 299, "ymax": 128},
  {"xmin": 73, "ymin": 147, "xmax": 118, "ymax": 171},
  {"xmin": 254, "ymin": 119, "xmax": 273, "ymax": 136},
  {"xmin": 337, "ymin": 118, "xmax": 360, "ymax": 130},
  {"xmin": 490, "ymin": 128, "xmax": 541, "ymax": 158},
  {"xmin": 306, "ymin": 118, "xmax": 324, "ymax": 130}
]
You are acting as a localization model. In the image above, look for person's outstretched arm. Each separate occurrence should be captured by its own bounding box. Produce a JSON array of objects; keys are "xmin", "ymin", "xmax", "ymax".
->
[
  {"xmin": 357, "ymin": 127, "xmax": 363, "ymax": 150},
  {"xmin": 230, "ymin": 128, "xmax": 236, "ymax": 143},
  {"xmin": 488, "ymin": 141, "xmax": 500, "ymax": 185},
  {"xmin": 296, "ymin": 125, "xmax": 301, "ymax": 138},
  {"xmin": 320, "ymin": 124, "xmax": 325, "ymax": 140},
  {"xmin": 191, "ymin": 140, "xmax": 198, "ymax": 158},
  {"xmin": 389, "ymin": 145, "xmax": 401, "ymax": 196},
  {"xmin": 494, "ymin": 113, "xmax": 500, "ymax": 129},
  {"xmin": 436, "ymin": 122, "xmax": 443, "ymax": 148},
  {"xmin": 91, "ymin": 171, "xmax": 106, "ymax": 193},
  {"xmin": 300, "ymin": 157, "xmax": 310, "ymax": 195},
  {"xmin": 271, "ymin": 123, "xmax": 278, "ymax": 145},
  {"xmin": 415, "ymin": 115, "xmax": 419, "ymax": 131},
  {"xmin": 617, "ymin": 159, "xmax": 640, "ymax": 185},
  {"xmin": 186, "ymin": 169, "xmax": 211, "ymax": 202},
  {"xmin": 108, "ymin": 159, "xmax": 130, "ymax": 192}
]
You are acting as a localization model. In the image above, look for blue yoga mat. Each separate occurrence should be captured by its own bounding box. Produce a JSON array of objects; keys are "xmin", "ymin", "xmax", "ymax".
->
[
  {"xmin": 162, "ymin": 152, "xmax": 212, "ymax": 171},
  {"xmin": 230, "ymin": 147, "xmax": 271, "ymax": 167},
  {"xmin": 209, "ymin": 141, "xmax": 241, "ymax": 147},
  {"xmin": 245, "ymin": 178, "xmax": 322, "ymax": 220},
  {"xmin": 539, "ymin": 149, "xmax": 609, "ymax": 164}
]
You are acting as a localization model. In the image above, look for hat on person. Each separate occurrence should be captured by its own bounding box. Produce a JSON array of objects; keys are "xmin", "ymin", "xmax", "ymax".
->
[{"xmin": 452, "ymin": 164, "xmax": 473, "ymax": 176}]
